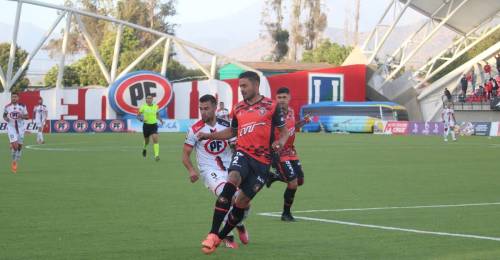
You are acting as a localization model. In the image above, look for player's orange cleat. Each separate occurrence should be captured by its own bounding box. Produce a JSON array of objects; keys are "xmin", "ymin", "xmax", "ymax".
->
[
  {"xmin": 201, "ymin": 233, "xmax": 221, "ymax": 254},
  {"xmin": 11, "ymin": 161, "xmax": 17, "ymax": 173},
  {"xmin": 222, "ymin": 236, "xmax": 239, "ymax": 249},
  {"xmin": 236, "ymin": 225, "xmax": 249, "ymax": 245}
]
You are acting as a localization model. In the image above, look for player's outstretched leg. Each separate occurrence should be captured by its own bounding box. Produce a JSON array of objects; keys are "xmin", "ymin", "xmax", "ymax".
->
[
  {"xmin": 216, "ymin": 192, "xmax": 252, "ymax": 249},
  {"xmin": 37, "ymin": 131, "xmax": 44, "ymax": 144},
  {"xmin": 153, "ymin": 143, "xmax": 160, "ymax": 161},
  {"xmin": 152, "ymin": 134, "xmax": 160, "ymax": 161},
  {"xmin": 142, "ymin": 138, "xmax": 149, "ymax": 158},
  {"xmin": 236, "ymin": 207, "xmax": 250, "ymax": 244},
  {"xmin": 451, "ymin": 126, "xmax": 457, "ymax": 141},
  {"xmin": 282, "ymin": 180, "xmax": 298, "ymax": 222},
  {"xmin": 202, "ymin": 181, "xmax": 238, "ymax": 254},
  {"xmin": 219, "ymin": 210, "xmax": 239, "ymax": 249},
  {"xmin": 10, "ymin": 143, "xmax": 18, "ymax": 173},
  {"xmin": 15, "ymin": 145, "xmax": 23, "ymax": 163},
  {"xmin": 218, "ymin": 205, "xmax": 247, "ymax": 243}
]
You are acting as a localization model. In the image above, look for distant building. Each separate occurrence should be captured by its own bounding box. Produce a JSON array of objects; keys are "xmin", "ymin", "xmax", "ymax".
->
[{"xmin": 218, "ymin": 61, "xmax": 333, "ymax": 80}]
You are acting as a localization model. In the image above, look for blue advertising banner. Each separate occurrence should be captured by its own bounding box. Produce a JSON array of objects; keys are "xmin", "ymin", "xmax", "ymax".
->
[
  {"xmin": 51, "ymin": 120, "xmax": 127, "ymax": 133},
  {"xmin": 472, "ymin": 122, "xmax": 492, "ymax": 136},
  {"xmin": 127, "ymin": 119, "xmax": 195, "ymax": 133},
  {"xmin": 408, "ymin": 121, "xmax": 444, "ymax": 135}
]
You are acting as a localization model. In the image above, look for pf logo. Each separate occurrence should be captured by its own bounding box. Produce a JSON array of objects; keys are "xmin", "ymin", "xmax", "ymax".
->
[
  {"xmin": 91, "ymin": 120, "xmax": 107, "ymax": 132},
  {"xmin": 73, "ymin": 120, "xmax": 89, "ymax": 133},
  {"xmin": 54, "ymin": 120, "xmax": 70, "ymax": 133},
  {"xmin": 109, "ymin": 71, "xmax": 173, "ymax": 116},
  {"xmin": 109, "ymin": 120, "xmax": 125, "ymax": 132},
  {"xmin": 204, "ymin": 140, "xmax": 227, "ymax": 155}
]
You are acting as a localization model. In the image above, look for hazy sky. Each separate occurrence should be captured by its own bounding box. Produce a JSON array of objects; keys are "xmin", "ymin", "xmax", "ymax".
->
[
  {"xmin": 0, "ymin": 0, "xmax": 263, "ymax": 27},
  {"xmin": 0, "ymin": 0, "xmax": 424, "ymax": 36}
]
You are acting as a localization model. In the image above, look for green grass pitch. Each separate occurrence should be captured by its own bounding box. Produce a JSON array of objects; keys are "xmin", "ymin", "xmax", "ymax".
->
[{"xmin": 1, "ymin": 133, "xmax": 500, "ymax": 259}]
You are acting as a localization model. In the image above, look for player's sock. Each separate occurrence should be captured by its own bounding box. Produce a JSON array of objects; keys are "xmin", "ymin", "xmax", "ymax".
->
[
  {"xmin": 283, "ymin": 188, "xmax": 297, "ymax": 215},
  {"xmin": 218, "ymin": 205, "xmax": 245, "ymax": 239},
  {"xmin": 153, "ymin": 143, "xmax": 159, "ymax": 157},
  {"xmin": 242, "ymin": 206, "xmax": 250, "ymax": 222},
  {"xmin": 222, "ymin": 206, "xmax": 232, "ymax": 226},
  {"xmin": 210, "ymin": 183, "xmax": 237, "ymax": 234},
  {"xmin": 451, "ymin": 130, "xmax": 456, "ymax": 140},
  {"xmin": 235, "ymin": 206, "xmax": 251, "ymax": 227},
  {"xmin": 37, "ymin": 132, "xmax": 42, "ymax": 143},
  {"xmin": 11, "ymin": 148, "xmax": 16, "ymax": 161},
  {"xmin": 15, "ymin": 149, "xmax": 22, "ymax": 162}
]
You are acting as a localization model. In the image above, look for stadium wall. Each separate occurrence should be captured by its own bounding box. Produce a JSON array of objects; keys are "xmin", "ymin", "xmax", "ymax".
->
[
  {"xmin": 377, "ymin": 120, "xmax": 500, "ymax": 137},
  {"xmin": 455, "ymin": 111, "xmax": 500, "ymax": 123},
  {"xmin": 0, "ymin": 65, "xmax": 366, "ymax": 123}
]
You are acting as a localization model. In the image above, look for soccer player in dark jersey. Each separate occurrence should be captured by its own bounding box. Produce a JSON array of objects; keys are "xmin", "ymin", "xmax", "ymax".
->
[
  {"xmin": 196, "ymin": 71, "xmax": 289, "ymax": 254},
  {"xmin": 266, "ymin": 87, "xmax": 311, "ymax": 221}
]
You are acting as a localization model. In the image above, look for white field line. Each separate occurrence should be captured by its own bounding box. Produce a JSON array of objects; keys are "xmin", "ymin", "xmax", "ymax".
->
[
  {"xmin": 259, "ymin": 213, "xmax": 500, "ymax": 242},
  {"xmin": 261, "ymin": 202, "xmax": 500, "ymax": 215},
  {"xmin": 25, "ymin": 144, "xmax": 136, "ymax": 152}
]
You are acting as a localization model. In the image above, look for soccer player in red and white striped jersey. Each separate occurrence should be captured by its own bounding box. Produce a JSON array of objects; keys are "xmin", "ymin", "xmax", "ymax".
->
[
  {"xmin": 3, "ymin": 92, "xmax": 29, "ymax": 173},
  {"xmin": 183, "ymin": 94, "xmax": 249, "ymax": 249},
  {"xmin": 33, "ymin": 97, "xmax": 48, "ymax": 144}
]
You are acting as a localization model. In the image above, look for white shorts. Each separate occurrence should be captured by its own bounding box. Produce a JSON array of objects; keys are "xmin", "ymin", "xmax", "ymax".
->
[
  {"xmin": 7, "ymin": 125, "xmax": 25, "ymax": 144},
  {"xmin": 200, "ymin": 169, "xmax": 229, "ymax": 196}
]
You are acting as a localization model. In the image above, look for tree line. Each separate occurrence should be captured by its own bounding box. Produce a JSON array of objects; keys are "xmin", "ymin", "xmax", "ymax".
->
[
  {"xmin": 1, "ymin": 0, "xmax": 354, "ymax": 92},
  {"xmin": 262, "ymin": 0, "xmax": 352, "ymax": 64}
]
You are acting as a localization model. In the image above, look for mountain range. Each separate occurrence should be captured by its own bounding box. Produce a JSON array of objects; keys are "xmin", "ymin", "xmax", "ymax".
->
[{"xmin": 0, "ymin": 0, "xmax": 455, "ymax": 83}]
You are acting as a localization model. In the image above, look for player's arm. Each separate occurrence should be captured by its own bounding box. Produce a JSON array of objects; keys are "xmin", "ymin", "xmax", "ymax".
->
[
  {"xmin": 136, "ymin": 105, "xmax": 144, "ymax": 122},
  {"xmin": 2, "ymin": 109, "xmax": 8, "ymax": 122},
  {"xmin": 273, "ymin": 125, "xmax": 289, "ymax": 151},
  {"xmin": 272, "ymin": 106, "xmax": 289, "ymax": 151},
  {"xmin": 295, "ymin": 113, "xmax": 312, "ymax": 129},
  {"xmin": 43, "ymin": 108, "xmax": 48, "ymax": 122},
  {"xmin": 21, "ymin": 106, "xmax": 28, "ymax": 120},
  {"xmin": 182, "ymin": 144, "xmax": 199, "ymax": 183},
  {"xmin": 197, "ymin": 116, "xmax": 238, "ymax": 140},
  {"xmin": 197, "ymin": 127, "xmax": 236, "ymax": 140},
  {"xmin": 156, "ymin": 111, "xmax": 163, "ymax": 125}
]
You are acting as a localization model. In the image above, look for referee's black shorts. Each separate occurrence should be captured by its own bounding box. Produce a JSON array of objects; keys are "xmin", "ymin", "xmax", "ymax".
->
[{"xmin": 143, "ymin": 123, "xmax": 158, "ymax": 138}]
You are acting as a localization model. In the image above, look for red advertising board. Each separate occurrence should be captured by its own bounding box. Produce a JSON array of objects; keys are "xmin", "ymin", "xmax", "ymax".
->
[{"xmin": 384, "ymin": 121, "xmax": 409, "ymax": 135}]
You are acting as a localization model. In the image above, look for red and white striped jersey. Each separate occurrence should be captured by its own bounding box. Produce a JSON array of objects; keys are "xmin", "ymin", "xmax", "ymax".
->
[
  {"xmin": 3, "ymin": 103, "xmax": 28, "ymax": 130},
  {"xmin": 33, "ymin": 104, "xmax": 48, "ymax": 122},
  {"xmin": 184, "ymin": 118, "xmax": 233, "ymax": 172}
]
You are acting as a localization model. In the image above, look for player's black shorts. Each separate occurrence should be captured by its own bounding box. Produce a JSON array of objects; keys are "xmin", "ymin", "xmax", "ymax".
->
[
  {"xmin": 273, "ymin": 160, "xmax": 304, "ymax": 182},
  {"xmin": 228, "ymin": 151, "xmax": 270, "ymax": 199},
  {"xmin": 143, "ymin": 123, "xmax": 158, "ymax": 138}
]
